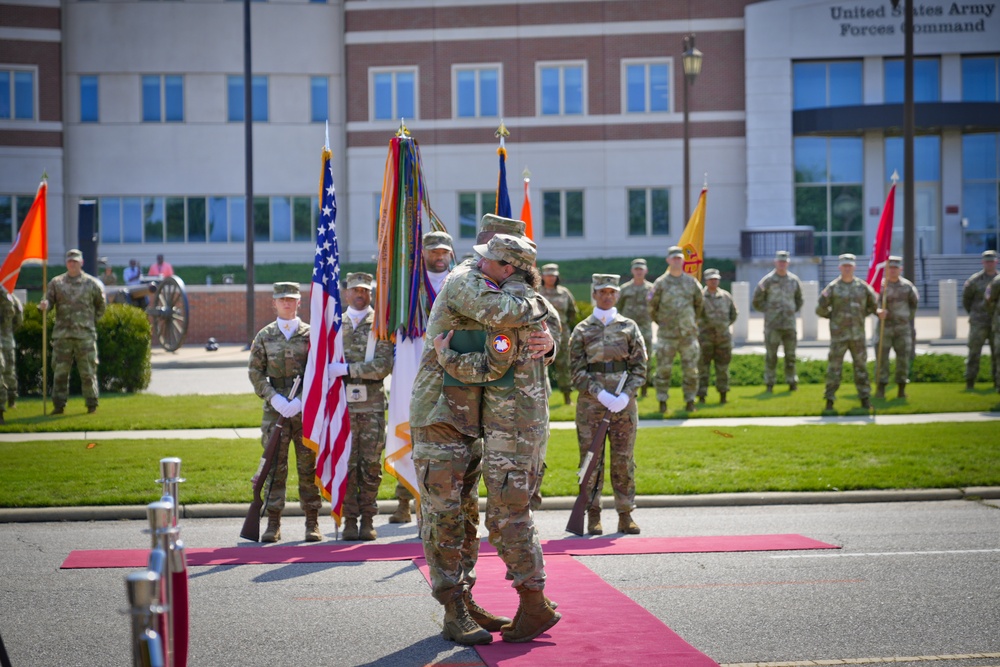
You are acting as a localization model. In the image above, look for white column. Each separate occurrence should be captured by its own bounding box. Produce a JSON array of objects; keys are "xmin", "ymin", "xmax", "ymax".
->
[
  {"xmin": 731, "ymin": 281, "xmax": 750, "ymax": 345},
  {"xmin": 938, "ymin": 279, "xmax": 957, "ymax": 340},
  {"xmin": 801, "ymin": 281, "xmax": 819, "ymax": 341}
]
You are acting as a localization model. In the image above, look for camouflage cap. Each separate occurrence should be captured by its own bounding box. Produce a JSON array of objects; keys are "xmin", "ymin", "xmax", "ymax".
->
[
  {"xmin": 272, "ymin": 282, "xmax": 302, "ymax": 299},
  {"xmin": 346, "ymin": 272, "xmax": 374, "ymax": 290},
  {"xmin": 66, "ymin": 248, "xmax": 83, "ymax": 262},
  {"xmin": 473, "ymin": 233, "xmax": 537, "ymax": 271},
  {"xmin": 592, "ymin": 273, "xmax": 621, "ymax": 291},
  {"xmin": 479, "ymin": 214, "xmax": 526, "ymax": 236},
  {"xmin": 541, "ymin": 263, "xmax": 559, "ymax": 276},
  {"xmin": 887, "ymin": 255, "xmax": 903, "ymax": 268},
  {"xmin": 838, "ymin": 253, "xmax": 857, "ymax": 266},
  {"xmin": 423, "ymin": 230, "xmax": 453, "ymax": 251},
  {"xmin": 667, "ymin": 245, "xmax": 684, "ymax": 259},
  {"xmin": 983, "ymin": 250, "xmax": 998, "ymax": 261},
  {"xmin": 775, "ymin": 250, "xmax": 790, "ymax": 261},
  {"xmin": 704, "ymin": 268, "xmax": 721, "ymax": 280},
  {"xmin": 631, "ymin": 258, "xmax": 647, "ymax": 268}
]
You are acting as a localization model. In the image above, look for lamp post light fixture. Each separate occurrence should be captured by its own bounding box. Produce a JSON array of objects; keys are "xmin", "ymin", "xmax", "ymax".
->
[{"xmin": 682, "ymin": 34, "xmax": 703, "ymax": 221}]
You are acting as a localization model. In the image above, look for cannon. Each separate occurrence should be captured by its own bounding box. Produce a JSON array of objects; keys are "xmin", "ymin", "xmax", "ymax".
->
[{"xmin": 111, "ymin": 276, "xmax": 190, "ymax": 352}]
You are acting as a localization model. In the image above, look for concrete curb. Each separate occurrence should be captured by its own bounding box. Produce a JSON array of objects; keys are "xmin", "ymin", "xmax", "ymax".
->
[{"xmin": 3, "ymin": 487, "xmax": 998, "ymax": 524}]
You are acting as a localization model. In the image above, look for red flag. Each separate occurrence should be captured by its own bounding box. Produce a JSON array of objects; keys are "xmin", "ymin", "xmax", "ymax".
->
[
  {"xmin": 1, "ymin": 179, "xmax": 48, "ymax": 292},
  {"xmin": 520, "ymin": 175, "xmax": 534, "ymax": 241},
  {"xmin": 302, "ymin": 146, "xmax": 352, "ymax": 525},
  {"xmin": 866, "ymin": 182, "xmax": 896, "ymax": 294}
]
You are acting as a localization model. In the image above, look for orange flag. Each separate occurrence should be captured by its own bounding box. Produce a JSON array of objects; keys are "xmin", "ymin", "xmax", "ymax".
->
[
  {"xmin": 1, "ymin": 179, "xmax": 48, "ymax": 292},
  {"xmin": 520, "ymin": 174, "xmax": 534, "ymax": 240}
]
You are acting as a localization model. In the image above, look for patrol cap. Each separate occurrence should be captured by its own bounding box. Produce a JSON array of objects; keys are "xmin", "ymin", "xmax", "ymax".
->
[
  {"xmin": 345, "ymin": 272, "xmax": 374, "ymax": 290},
  {"xmin": 631, "ymin": 258, "xmax": 647, "ymax": 268},
  {"xmin": 423, "ymin": 230, "xmax": 453, "ymax": 251},
  {"xmin": 479, "ymin": 214, "xmax": 526, "ymax": 236},
  {"xmin": 703, "ymin": 268, "xmax": 721, "ymax": 280},
  {"xmin": 541, "ymin": 263, "xmax": 559, "ymax": 276},
  {"xmin": 667, "ymin": 245, "xmax": 684, "ymax": 259},
  {"xmin": 592, "ymin": 273, "xmax": 621, "ymax": 291},
  {"xmin": 272, "ymin": 282, "xmax": 301, "ymax": 299},
  {"xmin": 838, "ymin": 253, "xmax": 857, "ymax": 266},
  {"xmin": 887, "ymin": 255, "xmax": 903, "ymax": 268},
  {"xmin": 66, "ymin": 248, "xmax": 83, "ymax": 262},
  {"xmin": 775, "ymin": 250, "xmax": 790, "ymax": 261},
  {"xmin": 983, "ymin": 250, "xmax": 998, "ymax": 261},
  {"xmin": 472, "ymin": 233, "xmax": 536, "ymax": 271}
]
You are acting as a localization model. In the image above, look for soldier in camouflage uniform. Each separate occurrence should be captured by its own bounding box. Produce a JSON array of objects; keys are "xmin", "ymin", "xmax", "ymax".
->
[
  {"xmin": 752, "ymin": 250, "xmax": 803, "ymax": 392},
  {"xmin": 1, "ymin": 287, "xmax": 23, "ymax": 411},
  {"xmin": 873, "ymin": 256, "xmax": 919, "ymax": 399},
  {"xmin": 39, "ymin": 249, "xmax": 106, "ymax": 415},
  {"xmin": 962, "ymin": 250, "xmax": 998, "ymax": 390},
  {"xmin": 328, "ymin": 272, "xmax": 394, "ymax": 541},
  {"xmin": 650, "ymin": 245, "xmax": 703, "ymax": 413},
  {"xmin": 570, "ymin": 274, "xmax": 647, "ymax": 536},
  {"xmin": 434, "ymin": 234, "xmax": 562, "ymax": 643},
  {"xmin": 539, "ymin": 263, "xmax": 577, "ymax": 405},
  {"xmin": 248, "ymin": 282, "xmax": 322, "ymax": 543},
  {"xmin": 984, "ymin": 271, "xmax": 1000, "ymax": 392},
  {"xmin": 697, "ymin": 268, "xmax": 738, "ymax": 404},
  {"xmin": 617, "ymin": 258, "xmax": 655, "ymax": 398},
  {"xmin": 0, "ymin": 286, "xmax": 14, "ymax": 423},
  {"xmin": 816, "ymin": 254, "xmax": 878, "ymax": 410}
]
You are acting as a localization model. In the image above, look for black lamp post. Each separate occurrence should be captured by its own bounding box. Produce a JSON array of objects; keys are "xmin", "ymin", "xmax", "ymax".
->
[
  {"xmin": 682, "ymin": 34, "xmax": 703, "ymax": 221},
  {"xmin": 890, "ymin": 0, "xmax": 915, "ymax": 281}
]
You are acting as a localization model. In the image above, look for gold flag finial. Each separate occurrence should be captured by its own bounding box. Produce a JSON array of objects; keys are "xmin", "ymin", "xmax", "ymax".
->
[
  {"xmin": 522, "ymin": 166, "xmax": 531, "ymax": 181},
  {"xmin": 495, "ymin": 120, "xmax": 509, "ymax": 140},
  {"xmin": 396, "ymin": 118, "xmax": 410, "ymax": 138}
]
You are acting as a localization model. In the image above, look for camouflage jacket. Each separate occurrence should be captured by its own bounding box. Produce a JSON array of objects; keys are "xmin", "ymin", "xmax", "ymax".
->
[
  {"xmin": 45, "ymin": 271, "xmax": 106, "ymax": 340},
  {"xmin": 963, "ymin": 270, "xmax": 997, "ymax": 326},
  {"xmin": 248, "ymin": 319, "xmax": 311, "ymax": 408},
  {"xmin": 569, "ymin": 312, "xmax": 647, "ymax": 399},
  {"xmin": 699, "ymin": 287, "xmax": 738, "ymax": 342},
  {"xmin": 984, "ymin": 274, "xmax": 1000, "ymax": 330},
  {"xmin": 343, "ymin": 309, "xmax": 394, "ymax": 413},
  {"xmin": 617, "ymin": 279, "xmax": 654, "ymax": 331},
  {"xmin": 752, "ymin": 270, "xmax": 803, "ymax": 331},
  {"xmin": 649, "ymin": 272, "xmax": 703, "ymax": 339},
  {"xmin": 409, "ymin": 259, "xmax": 537, "ymax": 439},
  {"xmin": 879, "ymin": 278, "xmax": 919, "ymax": 330},
  {"xmin": 816, "ymin": 277, "xmax": 877, "ymax": 342},
  {"xmin": 0, "ymin": 287, "xmax": 15, "ymax": 347},
  {"xmin": 538, "ymin": 284, "xmax": 576, "ymax": 340}
]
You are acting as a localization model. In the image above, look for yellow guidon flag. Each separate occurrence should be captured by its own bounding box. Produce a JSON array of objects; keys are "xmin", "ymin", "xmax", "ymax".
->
[{"xmin": 678, "ymin": 185, "xmax": 707, "ymax": 282}]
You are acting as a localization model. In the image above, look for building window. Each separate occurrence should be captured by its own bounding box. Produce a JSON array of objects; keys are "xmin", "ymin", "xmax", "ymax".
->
[
  {"xmin": 0, "ymin": 194, "xmax": 34, "ymax": 243},
  {"xmin": 885, "ymin": 136, "xmax": 941, "ymax": 254},
  {"xmin": 142, "ymin": 75, "xmax": 184, "ymax": 122},
  {"xmin": 623, "ymin": 60, "xmax": 670, "ymax": 113},
  {"xmin": 458, "ymin": 191, "xmax": 497, "ymax": 239},
  {"xmin": 80, "ymin": 75, "xmax": 99, "ymax": 123},
  {"xmin": 0, "ymin": 68, "xmax": 35, "ymax": 120},
  {"xmin": 794, "ymin": 136, "xmax": 863, "ymax": 256},
  {"xmin": 228, "ymin": 75, "xmax": 268, "ymax": 122},
  {"xmin": 371, "ymin": 68, "xmax": 416, "ymax": 121},
  {"xmin": 454, "ymin": 66, "xmax": 499, "ymax": 118},
  {"xmin": 538, "ymin": 62, "xmax": 585, "ymax": 116},
  {"xmin": 627, "ymin": 188, "xmax": 669, "ymax": 236},
  {"xmin": 792, "ymin": 60, "xmax": 862, "ymax": 110},
  {"xmin": 963, "ymin": 56, "xmax": 999, "ymax": 102},
  {"xmin": 229, "ymin": 197, "xmax": 246, "ymax": 242},
  {"xmin": 311, "ymin": 77, "xmax": 329, "ymax": 122},
  {"xmin": 962, "ymin": 133, "xmax": 999, "ymax": 254},
  {"xmin": 884, "ymin": 58, "xmax": 940, "ymax": 103},
  {"xmin": 542, "ymin": 190, "xmax": 584, "ymax": 238},
  {"xmin": 144, "ymin": 197, "xmax": 165, "ymax": 243}
]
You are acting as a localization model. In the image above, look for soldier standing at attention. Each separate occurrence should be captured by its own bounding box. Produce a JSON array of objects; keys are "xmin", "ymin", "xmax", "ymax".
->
[
  {"xmin": 569, "ymin": 274, "xmax": 647, "ymax": 536},
  {"xmin": 0, "ymin": 286, "xmax": 13, "ymax": 423},
  {"xmin": 650, "ymin": 245, "xmax": 703, "ymax": 413},
  {"xmin": 697, "ymin": 268, "xmax": 738, "ymax": 405},
  {"xmin": 39, "ymin": 249, "xmax": 106, "ymax": 415},
  {"xmin": 874, "ymin": 256, "xmax": 919, "ymax": 399},
  {"xmin": 752, "ymin": 250, "xmax": 803, "ymax": 392},
  {"xmin": 538, "ymin": 262, "xmax": 577, "ymax": 405},
  {"xmin": 816, "ymin": 254, "xmax": 878, "ymax": 411},
  {"xmin": 0, "ymin": 286, "xmax": 22, "ymax": 412},
  {"xmin": 248, "ymin": 282, "xmax": 322, "ymax": 543},
  {"xmin": 983, "ymin": 271, "xmax": 1000, "ymax": 393},
  {"xmin": 328, "ymin": 272, "xmax": 394, "ymax": 541},
  {"xmin": 962, "ymin": 250, "xmax": 997, "ymax": 390},
  {"xmin": 617, "ymin": 258, "xmax": 655, "ymax": 398}
]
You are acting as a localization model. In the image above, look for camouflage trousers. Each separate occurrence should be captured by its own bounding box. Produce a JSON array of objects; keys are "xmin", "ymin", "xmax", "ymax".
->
[
  {"xmin": 413, "ymin": 423, "xmax": 483, "ymax": 604},
  {"xmin": 575, "ymin": 391, "xmax": 637, "ymax": 514},
  {"xmin": 698, "ymin": 335, "xmax": 733, "ymax": 395},
  {"xmin": 341, "ymin": 410, "xmax": 386, "ymax": 520},
  {"xmin": 993, "ymin": 329, "xmax": 1000, "ymax": 389},
  {"xmin": 825, "ymin": 338, "xmax": 870, "ymax": 401},
  {"xmin": 547, "ymin": 331, "xmax": 572, "ymax": 391},
  {"xmin": 483, "ymin": 443, "xmax": 545, "ymax": 591},
  {"xmin": 394, "ymin": 481, "xmax": 414, "ymax": 502},
  {"xmin": 639, "ymin": 327, "xmax": 653, "ymax": 388},
  {"xmin": 260, "ymin": 411, "xmax": 323, "ymax": 515},
  {"xmin": 966, "ymin": 322, "xmax": 995, "ymax": 383},
  {"xmin": 0, "ymin": 344, "xmax": 6, "ymax": 407},
  {"xmin": 874, "ymin": 326, "xmax": 913, "ymax": 385},
  {"xmin": 763, "ymin": 327, "xmax": 797, "ymax": 386},
  {"xmin": 1, "ymin": 341, "xmax": 15, "ymax": 398},
  {"xmin": 51, "ymin": 337, "xmax": 99, "ymax": 408},
  {"xmin": 654, "ymin": 336, "xmax": 700, "ymax": 403}
]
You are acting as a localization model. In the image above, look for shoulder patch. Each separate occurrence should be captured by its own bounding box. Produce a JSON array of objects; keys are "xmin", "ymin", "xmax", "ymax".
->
[
  {"xmin": 483, "ymin": 278, "xmax": 500, "ymax": 291},
  {"xmin": 492, "ymin": 334, "xmax": 512, "ymax": 354}
]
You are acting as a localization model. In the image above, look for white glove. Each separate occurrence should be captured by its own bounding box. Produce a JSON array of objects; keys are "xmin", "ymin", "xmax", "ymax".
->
[
  {"xmin": 327, "ymin": 362, "xmax": 349, "ymax": 381},
  {"xmin": 609, "ymin": 393, "xmax": 629, "ymax": 413},
  {"xmin": 270, "ymin": 394, "xmax": 290, "ymax": 414},
  {"xmin": 284, "ymin": 398, "xmax": 303, "ymax": 418},
  {"xmin": 597, "ymin": 390, "xmax": 616, "ymax": 410}
]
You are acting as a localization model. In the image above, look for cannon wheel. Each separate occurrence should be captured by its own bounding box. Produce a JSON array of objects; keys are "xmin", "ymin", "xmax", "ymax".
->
[{"xmin": 150, "ymin": 275, "xmax": 189, "ymax": 352}]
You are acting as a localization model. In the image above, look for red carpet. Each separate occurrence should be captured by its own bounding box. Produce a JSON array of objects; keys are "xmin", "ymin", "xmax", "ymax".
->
[
  {"xmin": 415, "ymin": 555, "xmax": 720, "ymax": 667},
  {"xmin": 61, "ymin": 534, "xmax": 836, "ymax": 569}
]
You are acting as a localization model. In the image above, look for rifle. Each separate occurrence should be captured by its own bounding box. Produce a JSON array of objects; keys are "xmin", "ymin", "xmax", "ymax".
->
[
  {"xmin": 240, "ymin": 375, "xmax": 301, "ymax": 542},
  {"xmin": 566, "ymin": 371, "xmax": 628, "ymax": 536}
]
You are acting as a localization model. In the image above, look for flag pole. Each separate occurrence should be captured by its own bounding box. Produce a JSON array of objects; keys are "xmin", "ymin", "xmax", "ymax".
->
[
  {"xmin": 874, "ymin": 171, "xmax": 898, "ymax": 393},
  {"xmin": 41, "ymin": 173, "xmax": 49, "ymax": 416}
]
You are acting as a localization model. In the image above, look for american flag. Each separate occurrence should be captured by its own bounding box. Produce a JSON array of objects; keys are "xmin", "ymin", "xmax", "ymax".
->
[{"xmin": 302, "ymin": 146, "xmax": 352, "ymax": 525}]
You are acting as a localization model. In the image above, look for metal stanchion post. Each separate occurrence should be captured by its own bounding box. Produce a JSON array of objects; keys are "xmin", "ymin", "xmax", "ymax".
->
[
  {"xmin": 157, "ymin": 457, "xmax": 184, "ymax": 526},
  {"xmin": 147, "ymin": 500, "xmax": 175, "ymax": 667},
  {"xmin": 126, "ymin": 570, "xmax": 165, "ymax": 667}
]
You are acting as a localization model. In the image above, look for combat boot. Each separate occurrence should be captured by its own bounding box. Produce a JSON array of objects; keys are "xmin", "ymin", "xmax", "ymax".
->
[
  {"xmin": 342, "ymin": 518, "xmax": 360, "ymax": 541},
  {"xmin": 860, "ymin": 396, "xmax": 872, "ymax": 409},
  {"xmin": 51, "ymin": 404, "xmax": 65, "ymax": 415},
  {"xmin": 874, "ymin": 383, "xmax": 886, "ymax": 399},
  {"xmin": 824, "ymin": 399, "xmax": 834, "ymax": 411},
  {"xmin": 261, "ymin": 513, "xmax": 281, "ymax": 543},
  {"xmin": 698, "ymin": 395, "xmax": 706, "ymax": 404},
  {"xmin": 500, "ymin": 587, "xmax": 561, "ymax": 643},
  {"xmin": 87, "ymin": 404, "xmax": 97, "ymax": 414},
  {"xmin": 0, "ymin": 410, "xmax": 4, "ymax": 425},
  {"xmin": 618, "ymin": 512, "xmax": 640, "ymax": 535},
  {"xmin": 7, "ymin": 394, "xmax": 15, "ymax": 408},
  {"xmin": 789, "ymin": 382, "xmax": 798, "ymax": 392},
  {"xmin": 304, "ymin": 512, "xmax": 322, "ymax": 542},
  {"xmin": 685, "ymin": 400, "xmax": 696, "ymax": 412},
  {"xmin": 765, "ymin": 384, "xmax": 773, "ymax": 393},
  {"xmin": 658, "ymin": 401, "xmax": 667, "ymax": 413},
  {"xmin": 388, "ymin": 499, "xmax": 411, "ymax": 523},
  {"xmin": 719, "ymin": 392, "xmax": 727, "ymax": 405},
  {"xmin": 640, "ymin": 386, "xmax": 648, "ymax": 399},
  {"xmin": 359, "ymin": 516, "xmax": 377, "ymax": 541},
  {"xmin": 442, "ymin": 595, "xmax": 492, "ymax": 645},
  {"xmin": 966, "ymin": 379, "xmax": 975, "ymax": 390},
  {"xmin": 563, "ymin": 390, "xmax": 573, "ymax": 406},
  {"xmin": 464, "ymin": 590, "xmax": 511, "ymax": 632},
  {"xmin": 587, "ymin": 509, "xmax": 603, "ymax": 535},
  {"xmin": 897, "ymin": 384, "xmax": 907, "ymax": 399}
]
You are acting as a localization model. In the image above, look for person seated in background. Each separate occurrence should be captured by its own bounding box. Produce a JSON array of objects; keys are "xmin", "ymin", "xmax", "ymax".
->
[
  {"xmin": 148, "ymin": 254, "xmax": 174, "ymax": 278},
  {"xmin": 123, "ymin": 259, "xmax": 141, "ymax": 285},
  {"xmin": 98, "ymin": 258, "xmax": 118, "ymax": 286}
]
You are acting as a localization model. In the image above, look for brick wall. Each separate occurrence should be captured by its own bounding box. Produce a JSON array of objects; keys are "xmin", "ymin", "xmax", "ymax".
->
[{"xmin": 179, "ymin": 285, "xmax": 314, "ymax": 346}]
